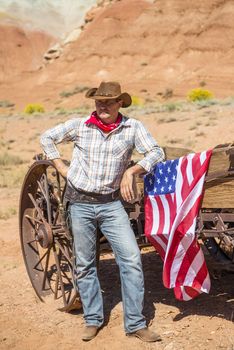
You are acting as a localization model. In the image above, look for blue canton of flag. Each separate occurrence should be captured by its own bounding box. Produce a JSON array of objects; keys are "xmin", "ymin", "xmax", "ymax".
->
[{"xmin": 144, "ymin": 159, "xmax": 179, "ymax": 196}]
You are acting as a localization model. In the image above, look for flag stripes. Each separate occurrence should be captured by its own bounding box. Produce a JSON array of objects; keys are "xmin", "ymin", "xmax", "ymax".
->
[{"xmin": 144, "ymin": 150, "xmax": 212, "ymax": 300}]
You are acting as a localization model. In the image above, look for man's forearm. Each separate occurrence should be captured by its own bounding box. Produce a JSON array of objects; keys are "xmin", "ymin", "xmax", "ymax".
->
[
  {"xmin": 126, "ymin": 164, "xmax": 146, "ymax": 176},
  {"xmin": 52, "ymin": 158, "xmax": 69, "ymax": 178}
]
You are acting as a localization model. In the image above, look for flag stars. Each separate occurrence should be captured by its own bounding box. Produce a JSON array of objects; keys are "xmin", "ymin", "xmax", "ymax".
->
[{"xmin": 144, "ymin": 157, "xmax": 179, "ymax": 195}]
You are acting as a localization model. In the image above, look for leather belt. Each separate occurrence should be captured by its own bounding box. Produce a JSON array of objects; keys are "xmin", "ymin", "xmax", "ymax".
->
[{"xmin": 65, "ymin": 184, "xmax": 120, "ymax": 204}]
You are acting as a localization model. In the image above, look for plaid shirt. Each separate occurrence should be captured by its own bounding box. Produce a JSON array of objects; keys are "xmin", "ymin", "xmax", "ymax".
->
[{"xmin": 40, "ymin": 115, "xmax": 165, "ymax": 194}]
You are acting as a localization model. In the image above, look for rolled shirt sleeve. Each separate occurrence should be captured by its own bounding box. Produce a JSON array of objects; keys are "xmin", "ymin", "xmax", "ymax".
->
[
  {"xmin": 134, "ymin": 120, "xmax": 165, "ymax": 172},
  {"xmin": 40, "ymin": 118, "xmax": 80, "ymax": 160}
]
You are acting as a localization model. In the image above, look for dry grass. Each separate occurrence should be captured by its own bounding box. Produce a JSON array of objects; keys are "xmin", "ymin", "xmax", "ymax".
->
[
  {"xmin": 0, "ymin": 152, "xmax": 25, "ymax": 166},
  {"xmin": 0, "ymin": 207, "xmax": 17, "ymax": 220},
  {"xmin": 0, "ymin": 167, "xmax": 26, "ymax": 188}
]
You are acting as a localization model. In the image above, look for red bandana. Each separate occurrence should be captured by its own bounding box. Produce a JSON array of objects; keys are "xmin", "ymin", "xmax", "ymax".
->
[{"xmin": 85, "ymin": 111, "xmax": 122, "ymax": 132}]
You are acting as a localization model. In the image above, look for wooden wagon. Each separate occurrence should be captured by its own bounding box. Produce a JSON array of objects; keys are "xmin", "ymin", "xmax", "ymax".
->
[{"xmin": 19, "ymin": 144, "xmax": 234, "ymax": 311}]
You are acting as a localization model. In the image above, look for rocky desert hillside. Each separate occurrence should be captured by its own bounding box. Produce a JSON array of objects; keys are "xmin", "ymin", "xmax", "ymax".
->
[
  {"xmin": 0, "ymin": 0, "xmax": 234, "ymax": 112},
  {"xmin": 0, "ymin": 25, "xmax": 55, "ymax": 83}
]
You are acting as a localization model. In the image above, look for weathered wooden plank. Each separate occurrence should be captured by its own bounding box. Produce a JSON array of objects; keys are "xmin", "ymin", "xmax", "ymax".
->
[
  {"xmin": 164, "ymin": 144, "xmax": 234, "ymax": 176},
  {"xmin": 202, "ymin": 177, "xmax": 234, "ymax": 208},
  {"xmin": 206, "ymin": 143, "xmax": 234, "ymax": 177},
  {"xmin": 135, "ymin": 144, "xmax": 234, "ymax": 208},
  {"xmin": 163, "ymin": 146, "xmax": 192, "ymax": 160},
  {"xmin": 201, "ymin": 144, "xmax": 234, "ymax": 208},
  {"xmin": 164, "ymin": 144, "xmax": 234, "ymax": 208}
]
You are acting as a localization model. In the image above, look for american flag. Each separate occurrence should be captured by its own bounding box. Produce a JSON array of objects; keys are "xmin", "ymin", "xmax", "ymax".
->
[{"xmin": 144, "ymin": 150, "xmax": 212, "ymax": 301}]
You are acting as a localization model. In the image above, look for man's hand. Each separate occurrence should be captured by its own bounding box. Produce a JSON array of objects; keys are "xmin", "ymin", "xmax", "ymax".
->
[
  {"xmin": 120, "ymin": 164, "xmax": 146, "ymax": 202},
  {"xmin": 120, "ymin": 168, "xmax": 135, "ymax": 202},
  {"xmin": 52, "ymin": 159, "xmax": 69, "ymax": 179}
]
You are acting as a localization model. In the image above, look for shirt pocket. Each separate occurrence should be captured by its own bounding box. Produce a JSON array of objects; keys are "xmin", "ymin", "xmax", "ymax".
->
[{"xmin": 112, "ymin": 140, "xmax": 133, "ymax": 158}]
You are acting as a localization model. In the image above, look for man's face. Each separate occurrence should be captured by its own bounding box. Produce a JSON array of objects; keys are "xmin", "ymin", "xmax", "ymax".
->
[{"xmin": 95, "ymin": 98, "xmax": 122, "ymax": 123}]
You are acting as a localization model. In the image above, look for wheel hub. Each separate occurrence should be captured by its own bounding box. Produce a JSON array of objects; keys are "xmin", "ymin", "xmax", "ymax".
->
[{"xmin": 36, "ymin": 223, "xmax": 53, "ymax": 248}]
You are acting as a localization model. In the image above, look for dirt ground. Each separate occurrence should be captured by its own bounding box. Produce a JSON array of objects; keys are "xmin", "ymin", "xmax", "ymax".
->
[{"xmin": 0, "ymin": 102, "xmax": 234, "ymax": 350}]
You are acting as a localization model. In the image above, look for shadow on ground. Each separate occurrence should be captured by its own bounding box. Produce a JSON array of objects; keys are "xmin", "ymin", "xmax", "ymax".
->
[{"xmin": 97, "ymin": 250, "xmax": 234, "ymax": 327}]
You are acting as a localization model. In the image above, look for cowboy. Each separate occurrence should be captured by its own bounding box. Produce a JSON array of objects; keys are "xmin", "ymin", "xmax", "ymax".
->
[{"xmin": 40, "ymin": 81, "xmax": 165, "ymax": 342}]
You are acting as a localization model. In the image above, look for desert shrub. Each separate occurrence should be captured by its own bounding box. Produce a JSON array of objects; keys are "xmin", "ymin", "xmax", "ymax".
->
[
  {"xmin": 195, "ymin": 131, "xmax": 205, "ymax": 137},
  {"xmin": 0, "ymin": 100, "xmax": 15, "ymax": 108},
  {"xmin": 131, "ymin": 96, "xmax": 144, "ymax": 107},
  {"xmin": 24, "ymin": 103, "xmax": 45, "ymax": 114},
  {"xmin": 60, "ymin": 90, "xmax": 74, "ymax": 98},
  {"xmin": 0, "ymin": 167, "xmax": 26, "ymax": 188},
  {"xmin": 187, "ymin": 88, "xmax": 214, "ymax": 102},
  {"xmin": 54, "ymin": 107, "xmax": 68, "ymax": 115},
  {"xmin": 199, "ymin": 81, "xmax": 206, "ymax": 87},
  {"xmin": 60, "ymin": 85, "xmax": 89, "ymax": 98},
  {"xmin": 195, "ymin": 99, "xmax": 218, "ymax": 108},
  {"xmin": 0, "ymin": 152, "xmax": 24, "ymax": 166},
  {"xmin": 162, "ymin": 103, "xmax": 179, "ymax": 112},
  {"xmin": 163, "ymin": 88, "xmax": 173, "ymax": 99},
  {"xmin": 0, "ymin": 207, "xmax": 17, "ymax": 220}
]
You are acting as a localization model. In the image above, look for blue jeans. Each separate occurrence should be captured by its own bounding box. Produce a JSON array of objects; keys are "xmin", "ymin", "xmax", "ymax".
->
[{"xmin": 69, "ymin": 200, "xmax": 146, "ymax": 333}]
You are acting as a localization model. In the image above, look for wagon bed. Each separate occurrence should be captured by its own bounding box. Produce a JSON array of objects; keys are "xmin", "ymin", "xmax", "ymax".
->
[{"xmin": 19, "ymin": 143, "xmax": 234, "ymax": 311}]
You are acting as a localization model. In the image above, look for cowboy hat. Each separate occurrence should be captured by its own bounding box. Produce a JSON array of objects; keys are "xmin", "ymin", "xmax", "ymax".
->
[{"xmin": 85, "ymin": 81, "xmax": 132, "ymax": 108}]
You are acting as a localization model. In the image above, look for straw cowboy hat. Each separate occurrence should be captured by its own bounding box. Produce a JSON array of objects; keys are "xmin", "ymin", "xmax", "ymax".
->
[{"xmin": 85, "ymin": 81, "xmax": 132, "ymax": 108}]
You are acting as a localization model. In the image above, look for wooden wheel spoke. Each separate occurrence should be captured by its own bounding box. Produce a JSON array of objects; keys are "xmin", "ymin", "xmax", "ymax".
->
[
  {"xmin": 52, "ymin": 210, "xmax": 59, "ymax": 226},
  {"xmin": 63, "ymin": 287, "xmax": 73, "ymax": 304},
  {"xmin": 54, "ymin": 273, "xmax": 59, "ymax": 300},
  {"xmin": 41, "ymin": 247, "xmax": 51, "ymax": 291},
  {"xmin": 28, "ymin": 193, "xmax": 46, "ymax": 223},
  {"xmin": 27, "ymin": 238, "xmax": 38, "ymax": 244},
  {"xmin": 33, "ymin": 248, "xmax": 51, "ymax": 271},
  {"xmin": 25, "ymin": 214, "xmax": 42, "ymax": 225},
  {"xmin": 54, "ymin": 239, "xmax": 72, "ymax": 267},
  {"xmin": 41, "ymin": 173, "xmax": 52, "ymax": 225},
  {"xmin": 61, "ymin": 269, "xmax": 74, "ymax": 293},
  {"xmin": 26, "ymin": 241, "xmax": 40, "ymax": 255},
  {"xmin": 52, "ymin": 245, "xmax": 67, "ymax": 305},
  {"xmin": 37, "ymin": 180, "xmax": 48, "ymax": 204}
]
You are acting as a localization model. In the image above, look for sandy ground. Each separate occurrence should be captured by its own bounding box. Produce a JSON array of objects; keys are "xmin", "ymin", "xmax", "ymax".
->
[{"xmin": 0, "ymin": 102, "xmax": 234, "ymax": 350}]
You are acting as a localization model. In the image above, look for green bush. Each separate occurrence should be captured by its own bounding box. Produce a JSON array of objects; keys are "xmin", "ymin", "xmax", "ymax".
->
[
  {"xmin": 24, "ymin": 103, "xmax": 45, "ymax": 114},
  {"xmin": 187, "ymin": 88, "xmax": 214, "ymax": 102}
]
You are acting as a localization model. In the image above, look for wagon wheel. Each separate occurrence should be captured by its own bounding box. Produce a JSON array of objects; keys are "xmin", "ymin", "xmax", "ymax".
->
[
  {"xmin": 19, "ymin": 159, "xmax": 82, "ymax": 311},
  {"xmin": 198, "ymin": 209, "xmax": 234, "ymax": 267}
]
